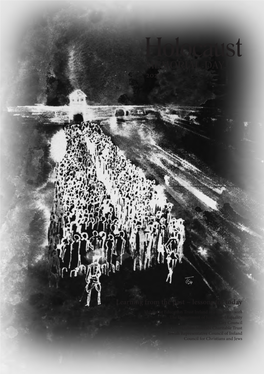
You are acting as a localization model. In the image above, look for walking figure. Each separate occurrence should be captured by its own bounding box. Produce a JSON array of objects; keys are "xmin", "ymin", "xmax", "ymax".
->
[
  {"xmin": 166, "ymin": 252, "xmax": 178, "ymax": 284},
  {"xmin": 85, "ymin": 257, "xmax": 102, "ymax": 307}
]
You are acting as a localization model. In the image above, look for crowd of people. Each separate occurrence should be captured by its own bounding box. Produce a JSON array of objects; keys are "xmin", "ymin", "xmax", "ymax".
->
[{"xmin": 47, "ymin": 121, "xmax": 186, "ymax": 306}]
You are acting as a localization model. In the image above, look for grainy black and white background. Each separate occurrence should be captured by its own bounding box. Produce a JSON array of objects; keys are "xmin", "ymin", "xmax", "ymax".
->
[{"xmin": 0, "ymin": 1, "xmax": 264, "ymax": 373}]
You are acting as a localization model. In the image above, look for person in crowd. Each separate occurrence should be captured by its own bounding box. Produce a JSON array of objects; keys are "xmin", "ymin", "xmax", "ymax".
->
[{"xmin": 85, "ymin": 256, "xmax": 102, "ymax": 307}]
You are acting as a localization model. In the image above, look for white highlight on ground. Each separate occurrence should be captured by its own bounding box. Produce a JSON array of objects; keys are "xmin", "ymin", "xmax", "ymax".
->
[
  {"xmin": 177, "ymin": 175, "xmax": 218, "ymax": 210},
  {"xmin": 160, "ymin": 161, "xmax": 219, "ymax": 211},
  {"xmin": 197, "ymin": 246, "xmax": 209, "ymax": 260},
  {"xmin": 155, "ymin": 144, "xmax": 226, "ymax": 193},
  {"xmin": 213, "ymin": 186, "xmax": 226, "ymax": 194},
  {"xmin": 152, "ymin": 149, "xmax": 219, "ymax": 210},
  {"xmin": 236, "ymin": 223, "xmax": 262, "ymax": 238},
  {"xmin": 246, "ymin": 273, "xmax": 255, "ymax": 281},
  {"xmin": 164, "ymin": 175, "xmax": 170, "ymax": 186},
  {"xmin": 155, "ymin": 144, "xmax": 201, "ymax": 173},
  {"xmin": 50, "ymin": 130, "xmax": 67, "ymax": 162}
]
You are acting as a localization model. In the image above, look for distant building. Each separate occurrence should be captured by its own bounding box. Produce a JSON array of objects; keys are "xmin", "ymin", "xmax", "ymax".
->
[
  {"xmin": 68, "ymin": 89, "xmax": 87, "ymax": 122},
  {"xmin": 69, "ymin": 89, "xmax": 87, "ymax": 106}
]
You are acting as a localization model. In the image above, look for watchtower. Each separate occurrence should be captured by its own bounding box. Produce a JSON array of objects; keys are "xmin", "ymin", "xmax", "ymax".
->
[{"xmin": 69, "ymin": 89, "xmax": 87, "ymax": 122}]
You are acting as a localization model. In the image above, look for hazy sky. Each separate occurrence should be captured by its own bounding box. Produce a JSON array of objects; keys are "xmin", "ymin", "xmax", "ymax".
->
[{"xmin": 1, "ymin": 1, "xmax": 263, "ymax": 114}]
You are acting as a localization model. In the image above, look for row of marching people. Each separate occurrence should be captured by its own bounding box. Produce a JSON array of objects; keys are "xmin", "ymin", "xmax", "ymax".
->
[{"xmin": 47, "ymin": 121, "xmax": 186, "ymax": 305}]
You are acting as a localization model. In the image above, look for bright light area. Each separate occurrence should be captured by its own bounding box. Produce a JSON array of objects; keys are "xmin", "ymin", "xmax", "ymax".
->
[
  {"xmin": 154, "ymin": 185, "xmax": 167, "ymax": 209},
  {"xmin": 197, "ymin": 246, "xmax": 209, "ymax": 259},
  {"xmin": 50, "ymin": 130, "xmax": 67, "ymax": 162}
]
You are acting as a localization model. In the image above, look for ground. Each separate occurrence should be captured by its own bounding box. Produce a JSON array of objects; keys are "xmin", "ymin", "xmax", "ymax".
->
[{"xmin": 1, "ymin": 111, "xmax": 263, "ymax": 373}]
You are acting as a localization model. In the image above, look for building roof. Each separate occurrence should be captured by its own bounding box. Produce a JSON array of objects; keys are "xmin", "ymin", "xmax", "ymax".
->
[{"xmin": 69, "ymin": 89, "xmax": 87, "ymax": 98}]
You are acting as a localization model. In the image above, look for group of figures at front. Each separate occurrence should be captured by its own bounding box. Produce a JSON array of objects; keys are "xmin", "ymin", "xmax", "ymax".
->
[{"xmin": 48, "ymin": 121, "xmax": 186, "ymax": 306}]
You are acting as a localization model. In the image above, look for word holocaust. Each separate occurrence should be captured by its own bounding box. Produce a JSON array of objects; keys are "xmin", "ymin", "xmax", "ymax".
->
[{"xmin": 146, "ymin": 37, "xmax": 242, "ymax": 58}]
